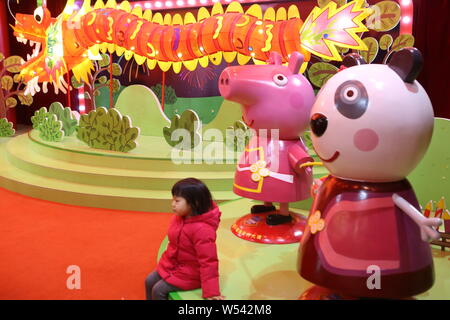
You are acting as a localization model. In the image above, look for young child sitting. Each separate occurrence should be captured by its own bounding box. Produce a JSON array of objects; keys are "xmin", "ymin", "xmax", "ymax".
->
[{"xmin": 145, "ymin": 178, "xmax": 224, "ymax": 300}]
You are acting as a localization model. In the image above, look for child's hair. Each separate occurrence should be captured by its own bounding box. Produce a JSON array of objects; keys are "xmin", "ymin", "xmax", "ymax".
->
[{"xmin": 171, "ymin": 178, "xmax": 213, "ymax": 215}]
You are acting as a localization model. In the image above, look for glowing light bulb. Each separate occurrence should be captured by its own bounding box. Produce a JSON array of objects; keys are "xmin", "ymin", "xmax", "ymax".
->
[
  {"xmin": 176, "ymin": 0, "xmax": 184, "ymax": 6},
  {"xmin": 187, "ymin": 0, "xmax": 196, "ymax": 5},
  {"xmin": 155, "ymin": 1, "xmax": 162, "ymax": 8},
  {"xmin": 166, "ymin": 1, "xmax": 173, "ymax": 7},
  {"xmin": 401, "ymin": 0, "xmax": 411, "ymax": 6},
  {"xmin": 402, "ymin": 16, "xmax": 411, "ymax": 24}
]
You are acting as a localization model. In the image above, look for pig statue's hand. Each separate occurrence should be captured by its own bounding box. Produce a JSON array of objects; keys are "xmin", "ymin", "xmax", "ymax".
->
[
  {"xmin": 288, "ymin": 144, "xmax": 315, "ymax": 175},
  {"xmin": 293, "ymin": 157, "xmax": 315, "ymax": 175},
  {"xmin": 392, "ymin": 194, "xmax": 443, "ymax": 242}
]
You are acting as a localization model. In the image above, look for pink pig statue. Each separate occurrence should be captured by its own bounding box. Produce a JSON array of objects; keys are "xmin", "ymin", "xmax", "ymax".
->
[
  {"xmin": 219, "ymin": 52, "xmax": 315, "ymax": 226},
  {"xmin": 298, "ymin": 48, "xmax": 443, "ymax": 299}
]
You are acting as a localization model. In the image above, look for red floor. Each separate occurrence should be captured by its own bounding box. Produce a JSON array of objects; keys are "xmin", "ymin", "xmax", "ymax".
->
[{"xmin": 0, "ymin": 187, "xmax": 172, "ymax": 300}]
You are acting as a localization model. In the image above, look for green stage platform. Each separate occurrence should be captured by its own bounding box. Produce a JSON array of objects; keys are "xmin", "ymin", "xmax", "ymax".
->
[
  {"xmin": 0, "ymin": 129, "xmax": 328, "ymax": 212},
  {"xmin": 0, "ymin": 130, "xmax": 241, "ymax": 212},
  {"xmin": 161, "ymin": 198, "xmax": 450, "ymax": 300}
]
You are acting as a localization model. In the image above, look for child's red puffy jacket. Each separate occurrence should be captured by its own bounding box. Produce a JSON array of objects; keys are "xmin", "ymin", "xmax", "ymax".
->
[{"xmin": 157, "ymin": 202, "xmax": 221, "ymax": 298}]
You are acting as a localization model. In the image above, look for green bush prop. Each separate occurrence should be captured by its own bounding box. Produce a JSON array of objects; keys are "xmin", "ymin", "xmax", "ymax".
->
[
  {"xmin": 48, "ymin": 102, "xmax": 78, "ymax": 136},
  {"xmin": 31, "ymin": 107, "xmax": 51, "ymax": 130},
  {"xmin": 163, "ymin": 109, "xmax": 201, "ymax": 149},
  {"xmin": 0, "ymin": 118, "xmax": 15, "ymax": 137},
  {"xmin": 226, "ymin": 120, "xmax": 252, "ymax": 152},
  {"xmin": 77, "ymin": 107, "xmax": 140, "ymax": 152},
  {"xmin": 39, "ymin": 114, "xmax": 64, "ymax": 142},
  {"xmin": 151, "ymin": 84, "xmax": 178, "ymax": 105}
]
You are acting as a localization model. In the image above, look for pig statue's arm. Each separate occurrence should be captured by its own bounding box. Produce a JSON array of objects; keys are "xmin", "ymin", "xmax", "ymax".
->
[
  {"xmin": 288, "ymin": 144, "xmax": 314, "ymax": 175},
  {"xmin": 392, "ymin": 194, "xmax": 443, "ymax": 242}
]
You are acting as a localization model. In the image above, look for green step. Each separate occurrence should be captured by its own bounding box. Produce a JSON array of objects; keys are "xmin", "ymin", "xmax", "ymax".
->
[
  {"xmin": 0, "ymin": 135, "xmax": 240, "ymax": 212},
  {"xmin": 7, "ymin": 134, "xmax": 235, "ymax": 191},
  {"xmin": 28, "ymin": 130, "xmax": 239, "ymax": 172}
]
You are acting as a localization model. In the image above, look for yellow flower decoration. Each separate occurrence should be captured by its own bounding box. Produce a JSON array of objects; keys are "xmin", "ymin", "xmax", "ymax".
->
[
  {"xmin": 250, "ymin": 160, "xmax": 270, "ymax": 182},
  {"xmin": 309, "ymin": 210, "xmax": 325, "ymax": 234}
]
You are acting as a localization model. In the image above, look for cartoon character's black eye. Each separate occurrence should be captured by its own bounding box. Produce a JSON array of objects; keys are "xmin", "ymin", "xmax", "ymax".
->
[
  {"xmin": 273, "ymin": 74, "xmax": 288, "ymax": 86},
  {"xmin": 310, "ymin": 113, "xmax": 328, "ymax": 137},
  {"xmin": 34, "ymin": 7, "xmax": 44, "ymax": 24},
  {"xmin": 334, "ymin": 80, "xmax": 368, "ymax": 119}
]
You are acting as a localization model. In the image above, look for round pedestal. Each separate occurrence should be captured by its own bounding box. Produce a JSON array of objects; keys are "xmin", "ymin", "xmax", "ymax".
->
[
  {"xmin": 298, "ymin": 285, "xmax": 415, "ymax": 300},
  {"xmin": 230, "ymin": 211, "xmax": 307, "ymax": 244}
]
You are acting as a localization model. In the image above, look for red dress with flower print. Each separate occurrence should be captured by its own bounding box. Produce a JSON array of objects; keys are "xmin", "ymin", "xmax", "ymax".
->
[
  {"xmin": 233, "ymin": 135, "xmax": 313, "ymax": 203},
  {"xmin": 298, "ymin": 176, "xmax": 435, "ymax": 298}
]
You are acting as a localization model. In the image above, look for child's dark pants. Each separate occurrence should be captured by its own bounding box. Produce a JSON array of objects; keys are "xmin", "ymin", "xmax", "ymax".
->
[{"xmin": 145, "ymin": 271, "xmax": 181, "ymax": 300}]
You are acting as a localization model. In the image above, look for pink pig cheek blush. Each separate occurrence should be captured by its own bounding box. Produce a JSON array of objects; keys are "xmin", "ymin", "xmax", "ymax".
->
[{"xmin": 353, "ymin": 128, "xmax": 379, "ymax": 152}]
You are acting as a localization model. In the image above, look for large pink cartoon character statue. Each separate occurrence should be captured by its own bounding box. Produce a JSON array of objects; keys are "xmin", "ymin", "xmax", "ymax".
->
[
  {"xmin": 219, "ymin": 51, "xmax": 315, "ymax": 244},
  {"xmin": 298, "ymin": 47, "xmax": 443, "ymax": 299}
]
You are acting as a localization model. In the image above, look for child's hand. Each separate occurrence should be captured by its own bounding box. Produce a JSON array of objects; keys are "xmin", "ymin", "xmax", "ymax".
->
[{"xmin": 207, "ymin": 295, "xmax": 225, "ymax": 300}]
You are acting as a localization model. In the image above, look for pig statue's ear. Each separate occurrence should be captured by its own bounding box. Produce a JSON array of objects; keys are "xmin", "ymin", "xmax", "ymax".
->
[
  {"xmin": 342, "ymin": 53, "xmax": 366, "ymax": 68},
  {"xmin": 268, "ymin": 52, "xmax": 283, "ymax": 65},
  {"xmin": 388, "ymin": 47, "xmax": 423, "ymax": 83},
  {"xmin": 288, "ymin": 52, "xmax": 304, "ymax": 74}
]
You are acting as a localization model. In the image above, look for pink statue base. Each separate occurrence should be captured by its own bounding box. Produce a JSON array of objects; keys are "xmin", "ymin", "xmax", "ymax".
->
[{"xmin": 230, "ymin": 211, "xmax": 307, "ymax": 244}]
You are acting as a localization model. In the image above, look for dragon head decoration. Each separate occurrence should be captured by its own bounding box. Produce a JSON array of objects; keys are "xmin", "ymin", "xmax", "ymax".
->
[{"xmin": 12, "ymin": 0, "xmax": 93, "ymax": 96}]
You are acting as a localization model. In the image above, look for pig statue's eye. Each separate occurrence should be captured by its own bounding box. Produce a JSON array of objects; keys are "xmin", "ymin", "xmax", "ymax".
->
[
  {"xmin": 34, "ymin": 7, "xmax": 44, "ymax": 24},
  {"xmin": 335, "ymin": 80, "xmax": 368, "ymax": 119},
  {"xmin": 273, "ymin": 74, "xmax": 288, "ymax": 87}
]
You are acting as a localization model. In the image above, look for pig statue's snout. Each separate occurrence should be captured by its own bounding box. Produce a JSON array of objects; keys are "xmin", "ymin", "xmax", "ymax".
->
[
  {"xmin": 218, "ymin": 70, "xmax": 232, "ymax": 99},
  {"xmin": 218, "ymin": 68, "xmax": 256, "ymax": 105},
  {"xmin": 219, "ymin": 75, "xmax": 229, "ymax": 86}
]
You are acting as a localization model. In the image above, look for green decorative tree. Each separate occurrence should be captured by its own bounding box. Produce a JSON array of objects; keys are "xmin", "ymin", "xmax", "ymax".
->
[
  {"xmin": 365, "ymin": 0, "xmax": 401, "ymax": 32},
  {"xmin": 307, "ymin": 62, "xmax": 339, "ymax": 89},
  {"xmin": 150, "ymin": 84, "xmax": 178, "ymax": 105},
  {"xmin": 71, "ymin": 54, "xmax": 123, "ymax": 110},
  {"xmin": 0, "ymin": 53, "xmax": 33, "ymax": 119},
  {"xmin": 382, "ymin": 34, "xmax": 415, "ymax": 63}
]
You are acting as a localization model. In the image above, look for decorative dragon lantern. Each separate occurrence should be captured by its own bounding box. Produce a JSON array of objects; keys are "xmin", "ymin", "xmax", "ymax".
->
[{"xmin": 12, "ymin": 0, "xmax": 371, "ymax": 96}]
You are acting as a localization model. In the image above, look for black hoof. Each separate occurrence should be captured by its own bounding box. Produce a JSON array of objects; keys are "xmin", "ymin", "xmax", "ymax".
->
[
  {"xmin": 266, "ymin": 214, "xmax": 292, "ymax": 226},
  {"xmin": 251, "ymin": 205, "xmax": 276, "ymax": 214}
]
